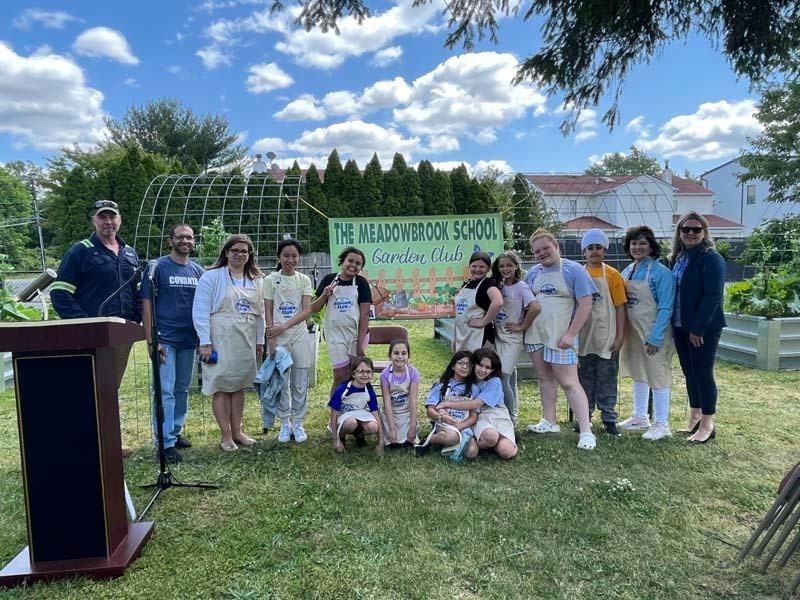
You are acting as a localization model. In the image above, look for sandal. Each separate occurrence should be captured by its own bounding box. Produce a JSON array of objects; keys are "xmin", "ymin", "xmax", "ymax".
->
[
  {"xmin": 577, "ymin": 432, "xmax": 596, "ymax": 451},
  {"xmin": 233, "ymin": 435, "xmax": 256, "ymax": 446},
  {"xmin": 526, "ymin": 419, "xmax": 561, "ymax": 434},
  {"xmin": 220, "ymin": 440, "xmax": 239, "ymax": 452}
]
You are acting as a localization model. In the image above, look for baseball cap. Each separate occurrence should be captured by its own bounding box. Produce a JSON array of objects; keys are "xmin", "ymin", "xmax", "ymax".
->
[{"xmin": 90, "ymin": 200, "xmax": 120, "ymax": 216}]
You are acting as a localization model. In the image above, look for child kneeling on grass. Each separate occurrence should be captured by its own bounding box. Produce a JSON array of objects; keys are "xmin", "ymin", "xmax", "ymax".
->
[
  {"xmin": 328, "ymin": 356, "xmax": 384, "ymax": 455},
  {"xmin": 415, "ymin": 350, "xmax": 478, "ymax": 460},
  {"xmin": 436, "ymin": 349, "xmax": 518, "ymax": 460}
]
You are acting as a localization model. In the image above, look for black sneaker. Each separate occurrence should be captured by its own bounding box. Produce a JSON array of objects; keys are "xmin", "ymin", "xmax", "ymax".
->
[
  {"xmin": 604, "ymin": 421, "xmax": 622, "ymax": 436},
  {"xmin": 175, "ymin": 435, "xmax": 192, "ymax": 449},
  {"xmin": 573, "ymin": 422, "xmax": 581, "ymax": 433},
  {"xmin": 414, "ymin": 444, "xmax": 429, "ymax": 457},
  {"xmin": 163, "ymin": 447, "xmax": 182, "ymax": 464},
  {"xmin": 262, "ymin": 427, "xmax": 270, "ymax": 435}
]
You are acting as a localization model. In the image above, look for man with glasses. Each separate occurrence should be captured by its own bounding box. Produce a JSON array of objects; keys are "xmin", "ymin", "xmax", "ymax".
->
[
  {"xmin": 140, "ymin": 225, "xmax": 204, "ymax": 463},
  {"xmin": 51, "ymin": 200, "xmax": 142, "ymax": 456}
]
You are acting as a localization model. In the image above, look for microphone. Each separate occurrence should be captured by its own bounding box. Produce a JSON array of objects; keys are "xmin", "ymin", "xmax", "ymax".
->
[{"xmin": 147, "ymin": 260, "xmax": 158, "ymax": 282}]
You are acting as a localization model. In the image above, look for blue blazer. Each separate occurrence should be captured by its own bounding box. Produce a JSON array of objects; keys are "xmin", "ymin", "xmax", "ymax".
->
[{"xmin": 673, "ymin": 244, "xmax": 727, "ymax": 335}]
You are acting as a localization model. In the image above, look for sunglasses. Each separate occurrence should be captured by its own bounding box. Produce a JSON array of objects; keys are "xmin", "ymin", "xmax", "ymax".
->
[
  {"xmin": 93, "ymin": 200, "xmax": 119, "ymax": 210},
  {"xmin": 680, "ymin": 226, "xmax": 703, "ymax": 234},
  {"xmin": 228, "ymin": 248, "xmax": 250, "ymax": 255}
]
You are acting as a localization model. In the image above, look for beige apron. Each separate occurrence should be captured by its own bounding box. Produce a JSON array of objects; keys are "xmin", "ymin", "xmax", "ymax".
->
[
  {"xmin": 379, "ymin": 368, "xmax": 418, "ymax": 443},
  {"xmin": 323, "ymin": 279, "xmax": 361, "ymax": 366},
  {"xmin": 494, "ymin": 283, "xmax": 524, "ymax": 375},
  {"xmin": 454, "ymin": 279, "xmax": 487, "ymax": 352},
  {"xmin": 524, "ymin": 261, "xmax": 575, "ymax": 349},
  {"xmin": 474, "ymin": 405, "xmax": 516, "ymax": 446},
  {"xmin": 202, "ymin": 273, "xmax": 263, "ymax": 394},
  {"xmin": 336, "ymin": 382, "xmax": 376, "ymax": 436},
  {"xmin": 270, "ymin": 274, "xmax": 310, "ymax": 368},
  {"xmin": 579, "ymin": 264, "xmax": 617, "ymax": 359},
  {"xmin": 619, "ymin": 262, "xmax": 674, "ymax": 389}
]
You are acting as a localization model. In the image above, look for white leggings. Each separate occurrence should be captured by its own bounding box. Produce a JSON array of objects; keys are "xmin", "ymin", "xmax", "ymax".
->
[{"xmin": 632, "ymin": 380, "xmax": 671, "ymax": 425}]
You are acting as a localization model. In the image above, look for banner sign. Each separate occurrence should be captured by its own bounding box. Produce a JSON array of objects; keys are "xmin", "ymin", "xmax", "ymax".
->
[{"xmin": 329, "ymin": 213, "xmax": 505, "ymax": 318}]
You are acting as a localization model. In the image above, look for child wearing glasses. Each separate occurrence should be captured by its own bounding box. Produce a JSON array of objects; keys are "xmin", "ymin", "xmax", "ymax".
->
[
  {"xmin": 328, "ymin": 356, "xmax": 384, "ymax": 455},
  {"xmin": 379, "ymin": 339, "xmax": 420, "ymax": 449},
  {"xmin": 415, "ymin": 351, "xmax": 478, "ymax": 459}
]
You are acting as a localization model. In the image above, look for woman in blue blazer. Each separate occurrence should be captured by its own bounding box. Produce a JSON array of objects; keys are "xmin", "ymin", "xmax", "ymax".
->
[{"xmin": 669, "ymin": 211, "xmax": 726, "ymax": 444}]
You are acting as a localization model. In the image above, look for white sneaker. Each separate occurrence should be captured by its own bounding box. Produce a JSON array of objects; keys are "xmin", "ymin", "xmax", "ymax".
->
[
  {"xmin": 292, "ymin": 422, "xmax": 308, "ymax": 443},
  {"xmin": 619, "ymin": 415, "xmax": 651, "ymax": 431},
  {"xmin": 526, "ymin": 419, "xmax": 561, "ymax": 434},
  {"xmin": 642, "ymin": 422, "xmax": 672, "ymax": 441},
  {"xmin": 278, "ymin": 422, "xmax": 292, "ymax": 443},
  {"xmin": 577, "ymin": 432, "xmax": 596, "ymax": 450}
]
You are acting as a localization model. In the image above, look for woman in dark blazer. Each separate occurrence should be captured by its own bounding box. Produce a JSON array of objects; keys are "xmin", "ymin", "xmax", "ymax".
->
[{"xmin": 669, "ymin": 211, "xmax": 726, "ymax": 444}]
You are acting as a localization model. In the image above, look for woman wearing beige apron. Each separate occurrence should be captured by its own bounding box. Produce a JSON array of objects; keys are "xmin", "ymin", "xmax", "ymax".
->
[
  {"xmin": 452, "ymin": 251, "xmax": 503, "ymax": 353},
  {"xmin": 618, "ymin": 226, "xmax": 675, "ymax": 441},
  {"xmin": 491, "ymin": 251, "xmax": 540, "ymax": 426},
  {"xmin": 523, "ymin": 229, "xmax": 598, "ymax": 450},
  {"xmin": 264, "ymin": 239, "xmax": 313, "ymax": 444},
  {"xmin": 192, "ymin": 235, "xmax": 265, "ymax": 452},
  {"xmin": 311, "ymin": 246, "xmax": 371, "ymax": 395}
]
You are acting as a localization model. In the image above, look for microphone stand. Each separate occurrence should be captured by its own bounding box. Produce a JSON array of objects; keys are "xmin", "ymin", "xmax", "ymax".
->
[{"xmin": 138, "ymin": 260, "xmax": 217, "ymax": 521}]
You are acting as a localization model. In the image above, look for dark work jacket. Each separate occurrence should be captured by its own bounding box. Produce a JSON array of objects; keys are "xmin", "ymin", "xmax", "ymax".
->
[{"xmin": 673, "ymin": 243, "xmax": 727, "ymax": 335}]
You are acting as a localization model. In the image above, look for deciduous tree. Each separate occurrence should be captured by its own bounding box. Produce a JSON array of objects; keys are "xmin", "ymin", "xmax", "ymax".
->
[{"xmin": 585, "ymin": 146, "xmax": 661, "ymax": 177}]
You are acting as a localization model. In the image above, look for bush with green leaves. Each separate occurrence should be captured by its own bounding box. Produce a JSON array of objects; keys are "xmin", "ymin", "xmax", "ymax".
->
[
  {"xmin": 739, "ymin": 215, "xmax": 800, "ymax": 269},
  {"xmin": 725, "ymin": 267, "xmax": 800, "ymax": 318},
  {"xmin": 0, "ymin": 255, "xmax": 43, "ymax": 321}
]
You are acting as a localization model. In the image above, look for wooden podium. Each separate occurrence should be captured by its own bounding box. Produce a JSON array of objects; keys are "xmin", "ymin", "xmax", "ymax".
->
[{"xmin": 0, "ymin": 318, "xmax": 153, "ymax": 586}]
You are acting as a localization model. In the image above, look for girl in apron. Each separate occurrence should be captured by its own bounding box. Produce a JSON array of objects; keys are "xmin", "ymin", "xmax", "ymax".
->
[
  {"xmin": 453, "ymin": 251, "xmax": 504, "ymax": 353},
  {"xmin": 416, "ymin": 351, "xmax": 478, "ymax": 458},
  {"xmin": 491, "ymin": 251, "xmax": 540, "ymax": 426},
  {"xmin": 437, "ymin": 349, "xmax": 518, "ymax": 460},
  {"xmin": 523, "ymin": 229, "xmax": 598, "ymax": 451},
  {"xmin": 194, "ymin": 235, "xmax": 264, "ymax": 452},
  {"xmin": 328, "ymin": 357, "xmax": 384, "ymax": 454},
  {"xmin": 264, "ymin": 239, "xmax": 313, "ymax": 444},
  {"xmin": 311, "ymin": 247, "xmax": 371, "ymax": 395},
  {"xmin": 618, "ymin": 225, "xmax": 676, "ymax": 441},
  {"xmin": 379, "ymin": 339, "xmax": 420, "ymax": 448}
]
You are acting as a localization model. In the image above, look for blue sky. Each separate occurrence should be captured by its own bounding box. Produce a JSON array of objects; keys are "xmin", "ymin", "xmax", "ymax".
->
[{"xmin": 0, "ymin": 1, "xmax": 761, "ymax": 176}]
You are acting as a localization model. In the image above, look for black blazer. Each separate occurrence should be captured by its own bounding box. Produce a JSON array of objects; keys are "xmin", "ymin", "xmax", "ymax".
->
[{"xmin": 673, "ymin": 244, "xmax": 727, "ymax": 335}]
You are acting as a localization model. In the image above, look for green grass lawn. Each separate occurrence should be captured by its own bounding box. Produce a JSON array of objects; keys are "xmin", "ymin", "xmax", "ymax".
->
[{"xmin": 1, "ymin": 320, "xmax": 799, "ymax": 599}]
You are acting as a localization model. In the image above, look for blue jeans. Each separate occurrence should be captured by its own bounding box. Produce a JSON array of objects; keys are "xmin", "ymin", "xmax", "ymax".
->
[{"xmin": 154, "ymin": 345, "xmax": 195, "ymax": 448}]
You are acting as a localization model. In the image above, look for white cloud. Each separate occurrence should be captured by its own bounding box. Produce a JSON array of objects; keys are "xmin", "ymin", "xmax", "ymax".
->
[
  {"xmin": 372, "ymin": 46, "xmax": 403, "ymax": 67},
  {"xmin": 167, "ymin": 65, "xmax": 183, "ymax": 74},
  {"xmin": 274, "ymin": 94, "xmax": 325, "ymax": 121},
  {"xmin": 123, "ymin": 77, "xmax": 138, "ymax": 87},
  {"xmin": 425, "ymin": 134, "xmax": 459, "ymax": 153},
  {"xmin": 429, "ymin": 161, "xmax": 469, "ymax": 172},
  {"xmin": 196, "ymin": 45, "xmax": 233, "ymax": 70},
  {"xmin": 572, "ymin": 108, "xmax": 597, "ymax": 143},
  {"xmin": 0, "ymin": 43, "xmax": 107, "ymax": 151},
  {"xmin": 474, "ymin": 128, "xmax": 497, "ymax": 145},
  {"xmin": 393, "ymin": 52, "xmax": 547, "ymax": 137},
  {"xmin": 73, "ymin": 27, "xmax": 139, "ymax": 65},
  {"xmin": 245, "ymin": 62, "xmax": 293, "ymax": 93},
  {"xmin": 473, "ymin": 160, "xmax": 514, "ymax": 176},
  {"xmin": 635, "ymin": 99, "xmax": 761, "ymax": 161},
  {"xmin": 323, "ymin": 91, "xmax": 359, "ymax": 116},
  {"xmin": 252, "ymin": 137, "xmax": 288, "ymax": 153},
  {"xmin": 574, "ymin": 129, "xmax": 598, "ymax": 142},
  {"xmin": 286, "ymin": 120, "xmax": 420, "ymax": 166},
  {"xmin": 626, "ymin": 115, "xmax": 645, "ymax": 134},
  {"xmin": 14, "ymin": 9, "xmax": 81, "ymax": 29},
  {"xmin": 361, "ymin": 77, "xmax": 413, "ymax": 111}
]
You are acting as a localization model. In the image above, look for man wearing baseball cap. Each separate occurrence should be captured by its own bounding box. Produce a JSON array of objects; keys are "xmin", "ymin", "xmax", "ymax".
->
[{"xmin": 51, "ymin": 200, "xmax": 142, "ymax": 456}]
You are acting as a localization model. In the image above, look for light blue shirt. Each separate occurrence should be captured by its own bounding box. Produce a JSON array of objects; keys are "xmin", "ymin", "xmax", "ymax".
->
[{"xmin": 621, "ymin": 257, "xmax": 675, "ymax": 347}]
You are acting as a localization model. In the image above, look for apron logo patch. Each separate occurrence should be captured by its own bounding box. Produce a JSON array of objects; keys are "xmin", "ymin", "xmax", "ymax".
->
[
  {"xmin": 626, "ymin": 293, "xmax": 639, "ymax": 307},
  {"xmin": 496, "ymin": 308, "xmax": 507, "ymax": 322},
  {"xmin": 333, "ymin": 297, "xmax": 353, "ymax": 312},
  {"xmin": 236, "ymin": 299, "xmax": 252, "ymax": 314},
  {"xmin": 278, "ymin": 301, "xmax": 297, "ymax": 318},
  {"xmin": 391, "ymin": 392, "xmax": 408, "ymax": 407},
  {"xmin": 592, "ymin": 292, "xmax": 603, "ymax": 304},
  {"xmin": 539, "ymin": 283, "xmax": 557, "ymax": 295},
  {"xmin": 456, "ymin": 299, "xmax": 468, "ymax": 315}
]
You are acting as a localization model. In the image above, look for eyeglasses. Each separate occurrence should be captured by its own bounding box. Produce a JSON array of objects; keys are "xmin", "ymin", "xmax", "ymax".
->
[
  {"xmin": 228, "ymin": 248, "xmax": 250, "ymax": 255},
  {"xmin": 173, "ymin": 234, "xmax": 194, "ymax": 240},
  {"xmin": 680, "ymin": 226, "xmax": 703, "ymax": 234},
  {"xmin": 93, "ymin": 200, "xmax": 118, "ymax": 210},
  {"xmin": 455, "ymin": 360, "xmax": 472, "ymax": 367},
  {"xmin": 354, "ymin": 369, "xmax": 372, "ymax": 375}
]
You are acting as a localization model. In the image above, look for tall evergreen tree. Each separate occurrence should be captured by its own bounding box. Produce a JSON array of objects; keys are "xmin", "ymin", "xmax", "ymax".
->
[
  {"xmin": 450, "ymin": 165, "xmax": 472, "ymax": 214},
  {"xmin": 401, "ymin": 167, "xmax": 424, "ymax": 216},
  {"xmin": 417, "ymin": 160, "xmax": 436, "ymax": 215},
  {"xmin": 430, "ymin": 170, "xmax": 455, "ymax": 215},
  {"xmin": 342, "ymin": 159, "xmax": 363, "ymax": 216},
  {"xmin": 305, "ymin": 164, "xmax": 329, "ymax": 252},
  {"xmin": 323, "ymin": 149, "xmax": 348, "ymax": 218},
  {"xmin": 357, "ymin": 154, "xmax": 383, "ymax": 217}
]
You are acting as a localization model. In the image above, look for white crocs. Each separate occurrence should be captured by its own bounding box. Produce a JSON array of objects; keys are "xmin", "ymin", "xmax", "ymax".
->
[
  {"xmin": 577, "ymin": 432, "xmax": 596, "ymax": 450},
  {"xmin": 526, "ymin": 419, "xmax": 561, "ymax": 434}
]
